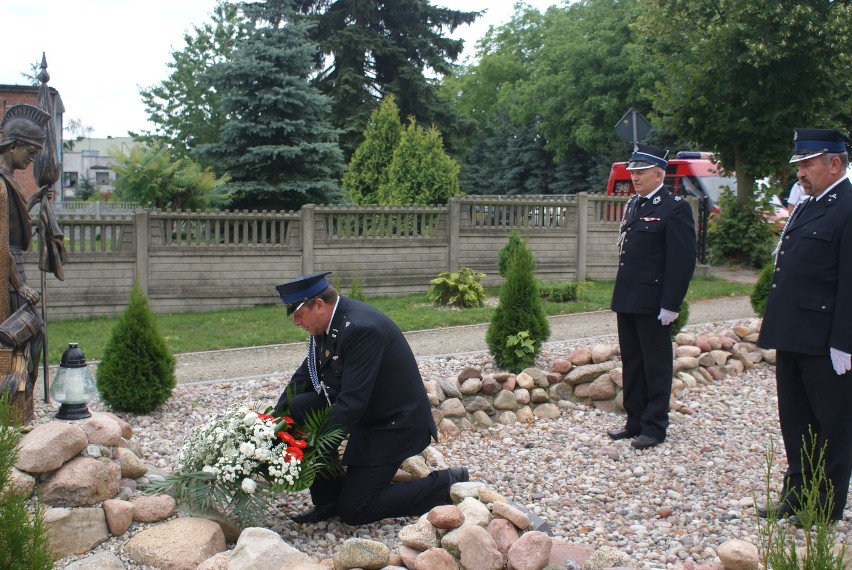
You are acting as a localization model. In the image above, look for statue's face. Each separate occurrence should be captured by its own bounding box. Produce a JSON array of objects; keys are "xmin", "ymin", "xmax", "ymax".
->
[{"xmin": 7, "ymin": 142, "xmax": 39, "ymax": 171}]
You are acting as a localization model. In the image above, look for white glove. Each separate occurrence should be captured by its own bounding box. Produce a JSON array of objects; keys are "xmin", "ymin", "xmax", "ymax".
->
[
  {"xmin": 830, "ymin": 348, "xmax": 852, "ymax": 376},
  {"xmin": 658, "ymin": 308, "xmax": 678, "ymax": 326}
]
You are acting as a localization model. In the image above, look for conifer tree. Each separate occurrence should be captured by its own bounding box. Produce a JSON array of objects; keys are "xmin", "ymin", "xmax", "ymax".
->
[
  {"xmin": 380, "ymin": 118, "xmax": 460, "ymax": 205},
  {"xmin": 199, "ymin": 0, "xmax": 344, "ymax": 211},
  {"xmin": 486, "ymin": 241, "xmax": 550, "ymax": 372},
  {"xmin": 342, "ymin": 95, "xmax": 403, "ymax": 204},
  {"xmin": 97, "ymin": 284, "xmax": 176, "ymax": 414}
]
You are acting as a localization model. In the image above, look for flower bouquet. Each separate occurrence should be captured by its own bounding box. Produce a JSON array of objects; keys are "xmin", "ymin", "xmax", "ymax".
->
[{"xmin": 145, "ymin": 403, "xmax": 344, "ymax": 527}]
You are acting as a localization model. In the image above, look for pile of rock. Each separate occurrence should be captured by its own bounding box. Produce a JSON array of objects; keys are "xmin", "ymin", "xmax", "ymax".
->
[
  {"xmin": 12, "ymin": 412, "xmax": 178, "ymax": 560},
  {"xmin": 427, "ymin": 320, "xmax": 769, "ymax": 438}
]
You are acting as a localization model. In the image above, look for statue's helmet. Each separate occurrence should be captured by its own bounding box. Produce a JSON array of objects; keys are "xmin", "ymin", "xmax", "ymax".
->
[{"xmin": 0, "ymin": 104, "xmax": 50, "ymax": 150}]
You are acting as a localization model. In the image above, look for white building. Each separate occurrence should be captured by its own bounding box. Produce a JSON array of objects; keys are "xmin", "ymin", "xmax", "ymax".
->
[{"xmin": 61, "ymin": 137, "xmax": 137, "ymax": 201}]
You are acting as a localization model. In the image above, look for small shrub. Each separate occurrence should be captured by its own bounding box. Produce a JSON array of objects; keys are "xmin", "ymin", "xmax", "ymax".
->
[
  {"xmin": 486, "ymin": 243, "xmax": 550, "ymax": 373},
  {"xmin": 538, "ymin": 281, "xmax": 588, "ymax": 303},
  {"xmin": 0, "ymin": 395, "xmax": 55, "ymax": 569},
  {"xmin": 97, "ymin": 283, "xmax": 176, "ymax": 414},
  {"xmin": 707, "ymin": 188, "xmax": 776, "ymax": 269},
  {"xmin": 751, "ymin": 262, "xmax": 775, "ymax": 317},
  {"xmin": 348, "ymin": 272, "xmax": 366, "ymax": 302},
  {"xmin": 427, "ymin": 267, "xmax": 486, "ymax": 308},
  {"xmin": 497, "ymin": 231, "xmax": 525, "ymax": 278},
  {"xmin": 671, "ymin": 300, "xmax": 689, "ymax": 338},
  {"xmin": 758, "ymin": 432, "xmax": 846, "ymax": 569}
]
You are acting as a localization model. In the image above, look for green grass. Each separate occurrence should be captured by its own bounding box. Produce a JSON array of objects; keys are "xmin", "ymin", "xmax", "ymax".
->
[{"xmin": 45, "ymin": 276, "xmax": 753, "ymax": 365}]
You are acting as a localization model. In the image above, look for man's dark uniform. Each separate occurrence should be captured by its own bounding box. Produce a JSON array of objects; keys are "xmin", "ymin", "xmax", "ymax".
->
[
  {"xmin": 275, "ymin": 275, "xmax": 457, "ymax": 524},
  {"xmin": 758, "ymin": 128, "xmax": 852, "ymax": 520},
  {"xmin": 611, "ymin": 145, "xmax": 697, "ymax": 445}
]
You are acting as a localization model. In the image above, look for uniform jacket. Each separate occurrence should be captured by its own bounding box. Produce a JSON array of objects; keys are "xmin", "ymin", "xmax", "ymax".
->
[
  {"xmin": 286, "ymin": 297, "xmax": 437, "ymax": 467},
  {"xmin": 610, "ymin": 188, "xmax": 697, "ymax": 315},
  {"xmin": 759, "ymin": 178, "xmax": 852, "ymax": 355}
]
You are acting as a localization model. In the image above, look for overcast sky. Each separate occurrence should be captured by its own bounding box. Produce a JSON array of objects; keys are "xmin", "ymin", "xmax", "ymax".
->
[{"xmin": 0, "ymin": 1, "xmax": 561, "ymax": 139}]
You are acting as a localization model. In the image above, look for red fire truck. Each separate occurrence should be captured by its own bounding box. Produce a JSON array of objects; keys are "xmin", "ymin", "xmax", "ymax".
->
[{"xmin": 605, "ymin": 151, "xmax": 737, "ymax": 262}]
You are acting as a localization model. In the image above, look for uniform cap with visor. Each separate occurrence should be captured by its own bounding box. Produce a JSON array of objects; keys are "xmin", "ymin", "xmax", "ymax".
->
[
  {"xmin": 790, "ymin": 128, "xmax": 851, "ymax": 163},
  {"xmin": 275, "ymin": 271, "xmax": 332, "ymax": 315},
  {"xmin": 626, "ymin": 143, "xmax": 669, "ymax": 171}
]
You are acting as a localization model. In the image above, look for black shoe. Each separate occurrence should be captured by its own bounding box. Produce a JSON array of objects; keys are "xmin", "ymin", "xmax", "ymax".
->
[
  {"xmin": 631, "ymin": 435, "xmax": 662, "ymax": 449},
  {"xmin": 448, "ymin": 467, "xmax": 470, "ymax": 486},
  {"xmin": 607, "ymin": 428, "xmax": 636, "ymax": 441},
  {"xmin": 291, "ymin": 503, "xmax": 337, "ymax": 523},
  {"xmin": 756, "ymin": 501, "xmax": 795, "ymax": 519}
]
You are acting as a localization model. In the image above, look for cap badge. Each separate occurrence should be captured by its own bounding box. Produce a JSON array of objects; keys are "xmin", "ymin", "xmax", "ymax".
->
[{"xmin": 653, "ymin": 196, "xmax": 661, "ymax": 205}]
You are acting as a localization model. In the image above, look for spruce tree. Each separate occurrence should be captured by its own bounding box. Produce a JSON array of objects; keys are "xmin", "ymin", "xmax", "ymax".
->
[
  {"xmin": 199, "ymin": 0, "xmax": 344, "ymax": 211},
  {"xmin": 380, "ymin": 118, "xmax": 460, "ymax": 205},
  {"xmin": 0, "ymin": 396, "xmax": 54, "ymax": 569},
  {"xmin": 96, "ymin": 284, "xmax": 176, "ymax": 414},
  {"xmin": 342, "ymin": 95, "xmax": 403, "ymax": 204},
  {"xmin": 486, "ymin": 242, "xmax": 550, "ymax": 373}
]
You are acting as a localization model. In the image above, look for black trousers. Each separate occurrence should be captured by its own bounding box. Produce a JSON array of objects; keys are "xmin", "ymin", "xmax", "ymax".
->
[
  {"xmin": 776, "ymin": 350, "xmax": 852, "ymax": 518},
  {"xmin": 286, "ymin": 390, "xmax": 453, "ymax": 525},
  {"xmin": 616, "ymin": 312, "xmax": 673, "ymax": 441}
]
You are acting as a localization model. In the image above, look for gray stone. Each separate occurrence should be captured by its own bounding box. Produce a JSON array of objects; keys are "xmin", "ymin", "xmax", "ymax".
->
[
  {"xmin": 63, "ymin": 551, "xmax": 126, "ymax": 570},
  {"xmin": 493, "ymin": 390, "xmax": 518, "ymax": 411},
  {"xmin": 15, "ymin": 422, "xmax": 88, "ymax": 474},
  {"xmin": 229, "ymin": 527, "xmax": 317, "ymax": 570},
  {"xmin": 457, "ymin": 496, "xmax": 492, "ymax": 527},
  {"xmin": 564, "ymin": 361, "xmax": 618, "ymax": 386},
  {"xmin": 123, "ymin": 517, "xmax": 226, "ymax": 570},
  {"xmin": 335, "ymin": 538, "xmax": 390, "ymax": 570},
  {"xmin": 41, "ymin": 457, "xmax": 121, "ymax": 507},
  {"xmin": 43, "ymin": 507, "xmax": 109, "ymax": 559},
  {"xmin": 399, "ymin": 515, "xmax": 440, "ymax": 550}
]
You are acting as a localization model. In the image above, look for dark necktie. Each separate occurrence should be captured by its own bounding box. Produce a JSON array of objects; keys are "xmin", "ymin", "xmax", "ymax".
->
[
  {"xmin": 638, "ymin": 196, "xmax": 649, "ymax": 207},
  {"xmin": 791, "ymin": 198, "xmax": 812, "ymax": 224}
]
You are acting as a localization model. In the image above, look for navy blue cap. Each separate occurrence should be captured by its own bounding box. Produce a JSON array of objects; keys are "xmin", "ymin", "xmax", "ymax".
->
[
  {"xmin": 790, "ymin": 128, "xmax": 851, "ymax": 163},
  {"xmin": 626, "ymin": 144, "xmax": 669, "ymax": 170},
  {"xmin": 275, "ymin": 271, "xmax": 332, "ymax": 315}
]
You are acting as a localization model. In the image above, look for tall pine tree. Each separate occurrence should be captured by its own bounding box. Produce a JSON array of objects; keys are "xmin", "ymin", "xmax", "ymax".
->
[
  {"xmin": 200, "ymin": 0, "xmax": 344, "ymax": 211},
  {"xmin": 293, "ymin": 0, "xmax": 480, "ymax": 157}
]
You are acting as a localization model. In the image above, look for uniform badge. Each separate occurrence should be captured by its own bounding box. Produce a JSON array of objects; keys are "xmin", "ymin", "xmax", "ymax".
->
[
  {"xmin": 674, "ymin": 196, "xmax": 682, "ymax": 201},
  {"xmin": 653, "ymin": 196, "xmax": 661, "ymax": 205}
]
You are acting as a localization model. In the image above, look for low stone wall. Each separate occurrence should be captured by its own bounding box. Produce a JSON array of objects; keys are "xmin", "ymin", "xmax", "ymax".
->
[{"xmin": 426, "ymin": 320, "xmax": 768, "ymax": 438}]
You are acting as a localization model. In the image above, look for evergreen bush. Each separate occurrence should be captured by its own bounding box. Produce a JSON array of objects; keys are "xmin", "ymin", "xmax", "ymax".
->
[
  {"xmin": 750, "ymin": 262, "xmax": 775, "ymax": 317},
  {"xmin": 707, "ymin": 188, "xmax": 776, "ymax": 269},
  {"xmin": 0, "ymin": 395, "xmax": 54, "ymax": 569},
  {"xmin": 427, "ymin": 268, "xmax": 486, "ymax": 308},
  {"xmin": 497, "ymin": 231, "xmax": 525, "ymax": 278},
  {"xmin": 97, "ymin": 284, "xmax": 176, "ymax": 414},
  {"xmin": 486, "ymin": 244, "xmax": 550, "ymax": 373}
]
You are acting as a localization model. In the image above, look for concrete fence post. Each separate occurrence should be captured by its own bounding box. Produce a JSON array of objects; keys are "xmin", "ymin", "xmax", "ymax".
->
[
  {"xmin": 135, "ymin": 210, "xmax": 149, "ymax": 293},
  {"xmin": 576, "ymin": 192, "xmax": 588, "ymax": 282},
  {"xmin": 447, "ymin": 197, "xmax": 460, "ymax": 273},
  {"xmin": 301, "ymin": 204, "xmax": 315, "ymax": 275}
]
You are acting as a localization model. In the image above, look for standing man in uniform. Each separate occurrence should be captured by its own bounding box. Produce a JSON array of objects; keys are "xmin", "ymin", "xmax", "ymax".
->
[
  {"xmin": 758, "ymin": 128, "xmax": 852, "ymax": 523},
  {"xmin": 608, "ymin": 144, "xmax": 697, "ymax": 449},
  {"xmin": 274, "ymin": 271, "xmax": 469, "ymax": 524}
]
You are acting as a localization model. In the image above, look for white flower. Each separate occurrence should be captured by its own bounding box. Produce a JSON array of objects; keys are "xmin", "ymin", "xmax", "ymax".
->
[
  {"xmin": 243, "ymin": 412, "xmax": 259, "ymax": 426},
  {"xmin": 241, "ymin": 478, "xmax": 257, "ymax": 494},
  {"xmin": 239, "ymin": 442, "xmax": 256, "ymax": 457},
  {"xmin": 202, "ymin": 465, "xmax": 217, "ymax": 474}
]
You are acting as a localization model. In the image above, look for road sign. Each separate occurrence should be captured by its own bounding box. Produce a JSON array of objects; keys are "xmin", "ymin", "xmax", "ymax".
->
[{"xmin": 614, "ymin": 107, "xmax": 652, "ymax": 145}]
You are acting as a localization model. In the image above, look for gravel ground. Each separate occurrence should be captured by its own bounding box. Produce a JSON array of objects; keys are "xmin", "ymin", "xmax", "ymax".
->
[{"xmin": 39, "ymin": 295, "xmax": 852, "ymax": 569}]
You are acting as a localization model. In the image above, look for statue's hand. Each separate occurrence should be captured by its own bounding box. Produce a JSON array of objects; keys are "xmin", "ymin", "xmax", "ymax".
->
[
  {"xmin": 39, "ymin": 185, "xmax": 55, "ymax": 201},
  {"xmin": 19, "ymin": 285, "xmax": 40, "ymax": 305}
]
